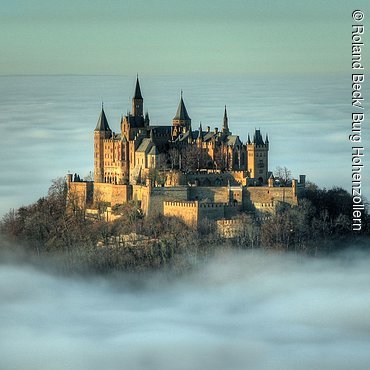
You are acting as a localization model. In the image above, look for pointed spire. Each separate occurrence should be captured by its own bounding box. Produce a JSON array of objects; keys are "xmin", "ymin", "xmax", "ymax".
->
[
  {"xmin": 265, "ymin": 133, "xmax": 269, "ymax": 143},
  {"xmin": 223, "ymin": 105, "xmax": 229, "ymax": 132},
  {"xmin": 94, "ymin": 104, "xmax": 111, "ymax": 132},
  {"xmin": 173, "ymin": 92, "xmax": 191, "ymax": 121},
  {"xmin": 197, "ymin": 122, "xmax": 203, "ymax": 141},
  {"xmin": 145, "ymin": 111, "xmax": 150, "ymax": 125},
  {"xmin": 134, "ymin": 75, "xmax": 143, "ymax": 99},
  {"xmin": 247, "ymin": 134, "xmax": 251, "ymax": 144}
]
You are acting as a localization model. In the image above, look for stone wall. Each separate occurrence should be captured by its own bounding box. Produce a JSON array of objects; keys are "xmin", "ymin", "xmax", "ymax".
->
[
  {"xmin": 216, "ymin": 219, "xmax": 245, "ymax": 239},
  {"xmin": 198, "ymin": 202, "xmax": 225, "ymax": 220},
  {"xmin": 147, "ymin": 186, "xmax": 189, "ymax": 216},
  {"xmin": 163, "ymin": 201, "xmax": 199, "ymax": 227},
  {"xmin": 94, "ymin": 183, "xmax": 131, "ymax": 206},
  {"xmin": 68, "ymin": 181, "xmax": 93, "ymax": 209},
  {"xmin": 244, "ymin": 186, "xmax": 298, "ymax": 208},
  {"xmin": 189, "ymin": 186, "xmax": 229, "ymax": 203}
]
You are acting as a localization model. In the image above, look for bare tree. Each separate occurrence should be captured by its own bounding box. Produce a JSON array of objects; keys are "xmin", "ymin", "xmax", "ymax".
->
[
  {"xmin": 181, "ymin": 145, "xmax": 207, "ymax": 172},
  {"xmin": 274, "ymin": 166, "xmax": 292, "ymax": 185},
  {"xmin": 168, "ymin": 147, "xmax": 180, "ymax": 170}
]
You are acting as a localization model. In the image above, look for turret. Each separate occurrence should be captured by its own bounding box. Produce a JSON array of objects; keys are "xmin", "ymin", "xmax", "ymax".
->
[
  {"xmin": 132, "ymin": 75, "xmax": 143, "ymax": 117},
  {"xmin": 247, "ymin": 128, "xmax": 269, "ymax": 184},
  {"xmin": 144, "ymin": 111, "xmax": 150, "ymax": 126},
  {"xmin": 94, "ymin": 105, "xmax": 112, "ymax": 183},
  {"xmin": 172, "ymin": 91, "xmax": 191, "ymax": 138}
]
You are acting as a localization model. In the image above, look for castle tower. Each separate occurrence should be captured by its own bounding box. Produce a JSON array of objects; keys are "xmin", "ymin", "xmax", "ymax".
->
[
  {"xmin": 172, "ymin": 91, "xmax": 191, "ymax": 138},
  {"xmin": 94, "ymin": 105, "xmax": 112, "ymax": 183},
  {"xmin": 247, "ymin": 129, "xmax": 269, "ymax": 184},
  {"xmin": 222, "ymin": 105, "xmax": 229, "ymax": 134},
  {"xmin": 132, "ymin": 75, "xmax": 143, "ymax": 117}
]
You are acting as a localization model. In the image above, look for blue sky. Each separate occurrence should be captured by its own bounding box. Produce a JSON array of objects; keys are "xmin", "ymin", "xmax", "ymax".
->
[{"xmin": 0, "ymin": 0, "xmax": 368, "ymax": 75}]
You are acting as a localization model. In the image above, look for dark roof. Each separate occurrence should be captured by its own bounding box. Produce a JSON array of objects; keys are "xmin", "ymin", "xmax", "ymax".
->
[
  {"xmin": 225, "ymin": 135, "xmax": 241, "ymax": 146},
  {"xmin": 173, "ymin": 95, "xmax": 191, "ymax": 121},
  {"xmin": 125, "ymin": 114, "xmax": 145, "ymax": 128},
  {"xmin": 197, "ymin": 124, "xmax": 203, "ymax": 140},
  {"xmin": 136, "ymin": 138, "xmax": 153, "ymax": 153},
  {"xmin": 94, "ymin": 108, "xmax": 111, "ymax": 132},
  {"xmin": 253, "ymin": 129, "xmax": 265, "ymax": 145},
  {"xmin": 223, "ymin": 105, "xmax": 228, "ymax": 130},
  {"xmin": 134, "ymin": 76, "xmax": 143, "ymax": 100},
  {"xmin": 151, "ymin": 126, "xmax": 172, "ymax": 135},
  {"xmin": 148, "ymin": 145, "xmax": 159, "ymax": 155}
]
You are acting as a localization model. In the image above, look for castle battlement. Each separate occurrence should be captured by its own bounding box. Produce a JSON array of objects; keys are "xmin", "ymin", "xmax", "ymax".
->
[
  {"xmin": 254, "ymin": 201, "xmax": 275, "ymax": 208},
  {"xmin": 163, "ymin": 201, "xmax": 197, "ymax": 208},
  {"xmin": 216, "ymin": 219, "xmax": 242, "ymax": 226}
]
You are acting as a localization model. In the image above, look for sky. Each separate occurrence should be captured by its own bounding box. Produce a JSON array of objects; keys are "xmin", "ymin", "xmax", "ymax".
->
[{"xmin": 0, "ymin": 0, "xmax": 369, "ymax": 75}]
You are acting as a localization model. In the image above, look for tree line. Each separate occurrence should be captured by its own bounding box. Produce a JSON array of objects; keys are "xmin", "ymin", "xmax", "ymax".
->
[{"xmin": 0, "ymin": 177, "xmax": 369, "ymax": 274}]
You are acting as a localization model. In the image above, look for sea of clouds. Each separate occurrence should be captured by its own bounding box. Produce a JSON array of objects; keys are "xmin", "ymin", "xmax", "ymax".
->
[
  {"xmin": 0, "ymin": 74, "xmax": 369, "ymax": 216},
  {"xmin": 1, "ymin": 249, "xmax": 370, "ymax": 370}
]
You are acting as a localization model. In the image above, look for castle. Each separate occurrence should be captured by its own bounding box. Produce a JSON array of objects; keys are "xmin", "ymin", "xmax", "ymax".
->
[{"xmin": 67, "ymin": 77, "xmax": 305, "ymax": 228}]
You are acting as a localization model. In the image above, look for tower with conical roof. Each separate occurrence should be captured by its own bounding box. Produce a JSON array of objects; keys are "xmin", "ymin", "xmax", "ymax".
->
[
  {"xmin": 246, "ymin": 128, "xmax": 269, "ymax": 184},
  {"xmin": 222, "ymin": 105, "xmax": 229, "ymax": 134},
  {"xmin": 132, "ymin": 75, "xmax": 143, "ymax": 117},
  {"xmin": 172, "ymin": 91, "xmax": 191, "ymax": 138},
  {"xmin": 94, "ymin": 105, "xmax": 112, "ymax": 183}
]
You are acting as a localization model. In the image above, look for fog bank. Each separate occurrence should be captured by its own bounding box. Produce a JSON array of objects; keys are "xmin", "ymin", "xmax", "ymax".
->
[{"xmin": 1, "ymin": 250, "xmax": 370, "ymax": 370}]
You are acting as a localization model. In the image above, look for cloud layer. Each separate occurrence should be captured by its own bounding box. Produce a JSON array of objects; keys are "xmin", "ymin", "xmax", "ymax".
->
[{"xmin": 1, "ymin": 249, "xmax": 370, "ymax": 370}]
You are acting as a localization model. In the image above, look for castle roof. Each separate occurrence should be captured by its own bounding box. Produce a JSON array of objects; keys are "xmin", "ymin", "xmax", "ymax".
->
[
  {"xmin": 174, "ymin": 130, "xmax": 191, "ymax": 142},
  {"xmin": 203, "ymin": 131, "xmax": 217, "ymax": 142},
  {"xmin": 173, "ymin": 94, "xmax": 191, "ymax": 121},
  {"xmin": 225, "ymin": 135, "xmax": 241, "ymax": 146},
  {"xmin": 94, "ymin": 107, "xmax": 111, "ymax": 132},
  {"xmin": 136, "ymin": 138, "xmax": 153, "ymax": 153},
  {"xmin": 125, "ymin": 114, "xmax": 145, "ymax": 128},
  {"xmin": 253, "ymin": 129, "xmax": 265, "ymax": 145},
  {"xmin": 148, "ymin": 145, "xmax": 159, "ymax": 155},
  {"xmin": 133, "ymin": 76, "xmax": 143, "ymax": 100}
]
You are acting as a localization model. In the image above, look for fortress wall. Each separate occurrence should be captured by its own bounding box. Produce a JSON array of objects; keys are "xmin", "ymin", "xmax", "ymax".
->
[
  {"xmin": 189, "ymin": 187, "xmax": 229, "ymax": 203},
  {"xmin": 216, "ymin": 219, "xmax": 245, "ymax": 239},
  {"xmin": 198, "ymin": 203, "xmax": 225, "ymax": 220},
  {"xmin": 186, "ymin": 172, "xmax": 235, "ymax": 186},
  {"xmin": 224, "ymin": 203, "xmax": 242, "ymax": 218},
  {"xmin": 111, "ymin": 185, "xmax": 132, "ymax": 206},
  {"xmin": 68, "ymin": 182, "xmax": 93, "ymax": 209},
  {"xmin": 93, "ymin": 183, "xmax": 113, "ymax": 204},
  {"xmin": 245, "ymin": 186, "xmax": 298, "ymax": 206},
  {"xmin": 163, "ymin": 201, "xmax": 198, "ymax": 227},
  {"xmin": 147, "ymin": 186, "xmax": 189, "ymax": 216}
]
